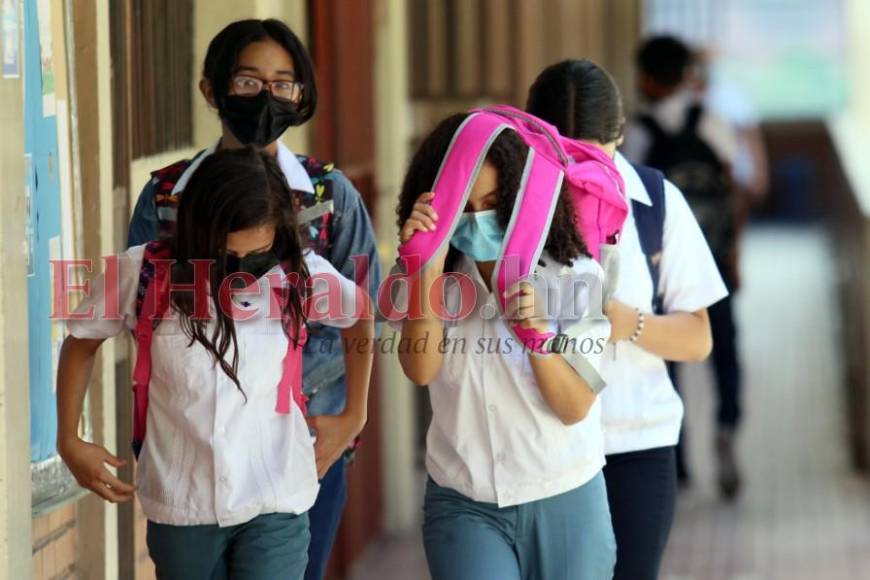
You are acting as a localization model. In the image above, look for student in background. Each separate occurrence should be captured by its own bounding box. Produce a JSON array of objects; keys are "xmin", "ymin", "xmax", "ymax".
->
[
  {"xmin": 690, "ymin": 47, "xmax": 770, "ymax": 282},
  {"xmin": 126, "ymin": 19, "xmax": 381, "ymax": 579},
  {"xmin": 622, "ymin": 36, "xmax": 744, "ymax": 499},
  {"xmin": 527, "ymin": 59, "xmax": 728, "ymax": 579},
  {"xmin": 690, "ymin": 48, "xmax": 770, "ymax": 206}
]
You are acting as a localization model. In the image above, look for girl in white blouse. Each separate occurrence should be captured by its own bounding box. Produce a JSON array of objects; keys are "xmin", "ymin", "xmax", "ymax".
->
[
  {"xmin": 56, "ymin": 147, "xmax": 373, "ymax": 579},
  {"xmin": 395, "ymin": 114, "xmax": 616, "ymax": 580},
  {"xmin": 527, "ymin": 59, "xmax": 727, "ymax": 580}
]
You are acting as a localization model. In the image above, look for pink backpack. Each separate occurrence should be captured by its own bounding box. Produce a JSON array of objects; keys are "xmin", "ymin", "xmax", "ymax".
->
[
  {"xmin": 397, "ymin": 108, "xmax": 627, "ymax": 390},
  {"xmin": 480, "ymin": 105, "xmax": 627, "ymax": 259}
]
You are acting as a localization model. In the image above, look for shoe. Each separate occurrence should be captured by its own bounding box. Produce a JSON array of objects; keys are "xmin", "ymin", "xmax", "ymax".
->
[
  {"xmin": 716, "ymin": 427, "xmax": 741, "ymax": 500},
  {"xmin": 675, "ymin": 436, "xmax": 691, "ymax": 489},
  {"xmin": 676, "ymin": 452, "xmax": 692, "ymax": 490}
]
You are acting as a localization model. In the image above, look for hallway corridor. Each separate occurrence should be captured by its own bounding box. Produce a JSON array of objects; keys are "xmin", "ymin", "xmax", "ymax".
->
[
  {"xmin": 660, "ymin": 225, "xmax": 870, "ymax": 580},
  {"xmin": 350, "ymin": 224, "xmax": 870, "ymax": 580}
]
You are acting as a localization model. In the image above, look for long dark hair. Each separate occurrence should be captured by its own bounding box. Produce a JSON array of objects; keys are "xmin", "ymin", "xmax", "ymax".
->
[
  {"xmin": 203, "ymin": 18, "xmax": 317, "ymax": 123},
  {"xmin": 171, "ymin": 146, "xmax": 309, "ymax": 393},
  {"xmin": 397, "ymin": 113, "xmax": 587, "ymax": 268},
  {"xmin": 526, "ymin": 59, "xmax": 624, "ymax": 144}
]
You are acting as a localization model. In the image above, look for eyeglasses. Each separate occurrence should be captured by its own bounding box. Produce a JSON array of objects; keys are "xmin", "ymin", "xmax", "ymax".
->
[{"xmin": 231, "ymin": 75, "xmax": 303, "ymax": 102}]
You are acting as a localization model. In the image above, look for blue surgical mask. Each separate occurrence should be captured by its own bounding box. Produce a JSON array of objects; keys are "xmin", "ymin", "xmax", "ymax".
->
[{"xmin": 450, "ymin": 209, "xmax": 504, "ymax": 262}]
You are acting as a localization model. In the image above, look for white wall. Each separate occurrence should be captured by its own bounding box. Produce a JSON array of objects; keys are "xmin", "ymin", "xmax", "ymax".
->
[{"xmin": 829, "ymin": 0, "xmax": 870, "ymax": 216}]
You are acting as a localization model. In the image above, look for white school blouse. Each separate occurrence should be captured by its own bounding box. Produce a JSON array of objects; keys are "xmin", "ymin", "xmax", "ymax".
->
[
  {"xmin": 67, "ymin": 245, "xmax": 361, "ymax": 527},
  {"xmin": 599, "ymin": 153, "xmax": 728, "ymax": 456},
  {"xmin": 397, "ymin": 252, "xmax": 610, "ymax": 507}
]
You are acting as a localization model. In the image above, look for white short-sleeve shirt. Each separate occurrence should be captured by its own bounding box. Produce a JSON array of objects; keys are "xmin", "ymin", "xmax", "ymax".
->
[
  {"xmin": 67, "ymin": 245, "xmax": 360, "ymax": 526},
  {"xmin": 395, "ymin": 252, "xmax": 610, "ymax": 507},
  {"xmin": 599, "ymin": 154, "xmax": 728, "ymax": 455}
]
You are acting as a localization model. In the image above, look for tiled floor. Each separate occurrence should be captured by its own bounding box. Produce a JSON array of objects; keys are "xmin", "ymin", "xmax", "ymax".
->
[
  {"xmin": 659, "ymin": 225, "xmax": 870, "ymax": 580},
  {"xmin": 349, "ymin": 225, "xmax": 870, "ymax": 580}
]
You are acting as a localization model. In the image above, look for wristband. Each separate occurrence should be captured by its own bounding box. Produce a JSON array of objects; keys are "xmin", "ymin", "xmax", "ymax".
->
[{"xmin": 628, "ymin": 309, "xmax": 645, "ymax": 343}]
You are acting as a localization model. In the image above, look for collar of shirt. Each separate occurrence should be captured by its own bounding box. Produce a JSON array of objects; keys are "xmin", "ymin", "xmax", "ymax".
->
[
  {"xmin": 643, "ymin": 88, "xmax": 697, "ymax": 134},
  {"xmin": 614, "ymin": 152, "xmax": 652, "ymax": 207},
  {"xmin": 172, "ymin": 139, "xmax": 315, "ymax": 195}
]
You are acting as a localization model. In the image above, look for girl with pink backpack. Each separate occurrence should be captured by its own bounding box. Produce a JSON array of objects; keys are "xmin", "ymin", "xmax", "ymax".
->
[
  {"xmin": 392, "ymin": 110, "xmax": 626, "ymax": 579},
  {"xmin": 56, "ymin": 147, "xmax": 374, "ymax": 579}
]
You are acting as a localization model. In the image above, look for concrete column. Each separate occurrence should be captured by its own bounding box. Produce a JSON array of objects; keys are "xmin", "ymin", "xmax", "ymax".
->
[
  {"xmin": 374, "ymin": 0, "xmax": 417, "ymax": 533},
  {"xmin": 0, "ymin": 28, "xmax": 34, "ymax": 579}
]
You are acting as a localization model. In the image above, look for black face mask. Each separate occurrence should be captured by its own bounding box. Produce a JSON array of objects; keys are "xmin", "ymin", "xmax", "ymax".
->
[
  {"xmin": 224, "ymin": 251, "xmax": 280, "ymax": 282},
  {"xmin": 219, "ymin": 91, "xmax": 306, "ymax": 147}
]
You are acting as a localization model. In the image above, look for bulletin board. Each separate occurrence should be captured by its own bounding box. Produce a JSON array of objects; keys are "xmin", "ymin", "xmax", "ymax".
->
[{"xmin": 22, "ymin": 0, "xmax": 86, "ymax": 514}]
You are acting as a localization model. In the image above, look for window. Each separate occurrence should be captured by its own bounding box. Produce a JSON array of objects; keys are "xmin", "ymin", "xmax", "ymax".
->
[
  {"xmin": 643, "ymin": 0, "xmax": 847, "ymax": 119},
  {"xmin": 409, "ymin": 0, "xmax": 517, "ymax": 101},
  {"xmin": 129, "ymin": 0, "xmax": 194, "ymax": 158}
]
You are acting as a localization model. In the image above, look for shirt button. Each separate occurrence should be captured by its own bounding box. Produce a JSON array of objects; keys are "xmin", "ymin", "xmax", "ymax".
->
[
  {"xmin": 219, "ymin": 476, "xmax": 228, "ymax": 484},
  {"xmin": 487, "ymin": 405, "xmax": 496, "ymax": 414}
]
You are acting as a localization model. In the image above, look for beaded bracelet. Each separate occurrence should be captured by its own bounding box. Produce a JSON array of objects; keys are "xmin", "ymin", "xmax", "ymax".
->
[{"xmin": 629, "ymin": 308, "xmax": 646, "ymax": 343}]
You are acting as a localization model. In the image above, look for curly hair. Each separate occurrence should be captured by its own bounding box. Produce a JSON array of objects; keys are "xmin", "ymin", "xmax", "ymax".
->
[{"xmin": 396, "ymin": 113, "xmax": 588, "ymax": 269}]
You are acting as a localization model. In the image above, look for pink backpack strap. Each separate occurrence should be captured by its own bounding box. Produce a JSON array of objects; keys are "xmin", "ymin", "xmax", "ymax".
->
[
  {"xmin": 396, "ymin": 107, "xmax": 618, "ymax": 404},
  {"xmin": 131, "ymin": 242, "xmax": 172, "ymax": 457},
  {"xmin": 272, "ymin": 282, "xmax": 309, "ymax": 415},
  {"xmin": 397, "ymin": 111, "xmax": 562, "ymax": 353},
  {"xmin": 493, "ymin": 148, "xmax": 564, "ymax": 352},
  {"xmin": 477, "ymin": 105, "xmax": 628, "ymax": 261},
  {"xmin": 399, "ymin": 113, "xmax": 510, "ymax": 275},
  {"xmin": 132, "ymin": 251, "xmax": 309, "ymax": 459}
]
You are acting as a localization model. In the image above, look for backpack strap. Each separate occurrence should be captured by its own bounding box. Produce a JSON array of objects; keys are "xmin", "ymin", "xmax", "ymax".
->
[
  {"xmin": 296, "ymin": 155, "xmax": 337, "ymax": 255},
  {"xmin": 131, "ymin": 241, "xmax": 172, "ymax": 457},
  {"xmin": 130, "ymin": 247, "xmax": 311, "ymax": 457},
  {"xmin": 151, "ymin": 152, "xmax": 337, "ymax": 252},
  {"xmin": 398, "ymin": 110, "xmax": 609, "ymax": 392},
  {"xmin": 636, "ymin": 113, "xmax": 669, "ymax": 143},
  {"xmin": 272, "ymin": 268, "xmax": 309, "ymax": 415},
  {"xmin": 398, "ymin": 112, "xmax": 560, "ymax": 354},
  {"xmin": 630, "ymin": 163, "xmax": 667, "ymax": 314},
  {"xmin": 150, "ymin": 158, "xmax": 195, "ymax": 240},
  {"xmin": 683, "ymin": 104, "xmax": 704, "ymax": 135}
]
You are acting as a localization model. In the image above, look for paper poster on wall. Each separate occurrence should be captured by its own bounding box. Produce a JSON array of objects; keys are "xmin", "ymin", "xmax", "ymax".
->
[
  {"xmin": 49, "ymin": 235, "xmax": 63, "ymax": 392},
  {"xmin": 1, "ymin": 0, "xmax": 19, "ymax": 78},
  {"xmin": 25, "ymin": 153, "xmax": 35, "ymax": 276},
  {"xmin": 36, "ymin": 0, "xmax": 54, "ymax": 116},
  {"xmin": 55, "ymin": 99, "xmax": 74, "ymax": 259}
]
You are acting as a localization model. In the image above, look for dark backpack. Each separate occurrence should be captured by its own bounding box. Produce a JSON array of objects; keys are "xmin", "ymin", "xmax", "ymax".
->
[
  {"xmin": 149, "ymin": 153, "xmax": 337, "ymax": 256},
  {"xmin": 637, "ymin": 105, "xmax": 735, "ymax": 259},
  {"xmin": 630, "ymin": 163, "xmax": 667, "ymax": 315}
]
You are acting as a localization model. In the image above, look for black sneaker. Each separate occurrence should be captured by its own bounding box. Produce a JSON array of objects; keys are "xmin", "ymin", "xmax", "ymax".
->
[
  {"xmin": 716, "ymin": 427, "xmax": 741, "ymax": 500},
  {"xmin": 675, "ymin": 441, "xmax": 691, "ymax": 489}
]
